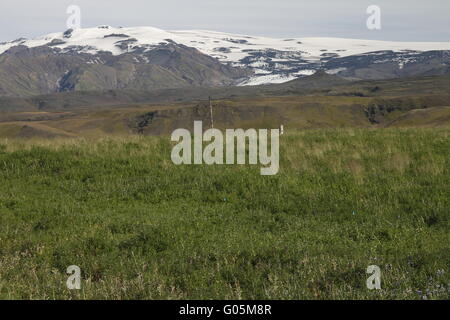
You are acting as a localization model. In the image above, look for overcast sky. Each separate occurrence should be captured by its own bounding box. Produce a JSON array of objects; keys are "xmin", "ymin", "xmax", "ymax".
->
[{"xmin": 0, "ymin": 0, "xmax": 449, "ymax": 42}]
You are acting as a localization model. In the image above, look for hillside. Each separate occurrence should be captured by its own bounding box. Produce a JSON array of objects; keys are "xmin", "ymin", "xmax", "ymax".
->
[
  {"xmin": 0, "ymin": 43, "xmax": 250, "ymax": 97},
  {"xmin": 3, "ymin": 72, "xmax": 450, "ymax": 112},
  {"xmin": 0, "ymin": 74, "xmax": 449, "ymax": 138}
]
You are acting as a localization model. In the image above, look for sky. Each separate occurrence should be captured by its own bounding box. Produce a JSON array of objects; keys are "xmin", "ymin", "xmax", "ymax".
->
[{"xmin": 0, "ymin": 0, "xmax": 449, "ymax": 42}]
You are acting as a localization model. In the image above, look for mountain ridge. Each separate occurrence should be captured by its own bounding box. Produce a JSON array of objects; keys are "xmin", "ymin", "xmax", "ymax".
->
[
  {"xmin": 1, "ymin": 26, "xmax": 450, "ymax": 97},
  {"xmin": 0, "ymin": 41, "xmax": 251, "ymax": 97}
]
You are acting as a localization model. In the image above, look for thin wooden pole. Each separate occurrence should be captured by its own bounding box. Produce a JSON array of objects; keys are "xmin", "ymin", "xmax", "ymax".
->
[{"xmin": 209, "ymin": 96, "xmax": 214, "ymax": 129}]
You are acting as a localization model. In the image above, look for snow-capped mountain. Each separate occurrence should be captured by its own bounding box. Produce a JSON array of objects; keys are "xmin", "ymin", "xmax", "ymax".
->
[{"xmin": 1, "ymin": 25, "xmax": 450, "ymax": 96}]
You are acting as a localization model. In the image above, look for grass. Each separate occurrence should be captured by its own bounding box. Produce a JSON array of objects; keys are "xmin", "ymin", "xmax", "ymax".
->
[{"xmin": 0, "ymin": 128, "xmax": 448, "ymax": 300}]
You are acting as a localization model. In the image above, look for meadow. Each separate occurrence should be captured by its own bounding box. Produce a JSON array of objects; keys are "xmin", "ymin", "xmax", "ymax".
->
[{"xmin": 0, "ymin": 127, "xmax": 448, "ymax": 299}]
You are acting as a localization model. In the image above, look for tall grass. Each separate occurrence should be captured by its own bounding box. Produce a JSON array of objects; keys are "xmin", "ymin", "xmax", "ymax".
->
[{"xmin": 0, "ymin": 128, "xmax": 448, "ymax": 299}]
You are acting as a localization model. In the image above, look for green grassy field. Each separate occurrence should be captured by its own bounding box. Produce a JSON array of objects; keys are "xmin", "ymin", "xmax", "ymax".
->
[{"xmin": 0, "ymin": 128, "xmax": 448, "ymax": 299}]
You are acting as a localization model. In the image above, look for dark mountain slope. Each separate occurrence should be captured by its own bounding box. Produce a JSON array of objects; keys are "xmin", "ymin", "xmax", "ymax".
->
[
  {"xmin": 0, "ymin": 71, "xmax": 350, "ymax": 111},
  {"xmin": 3, "ymin": 72, "xmax": 450, "ymax": 113},
  {"xmin": 0, "ymin": 43, "xmax": 250, "ymax": 97}
]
